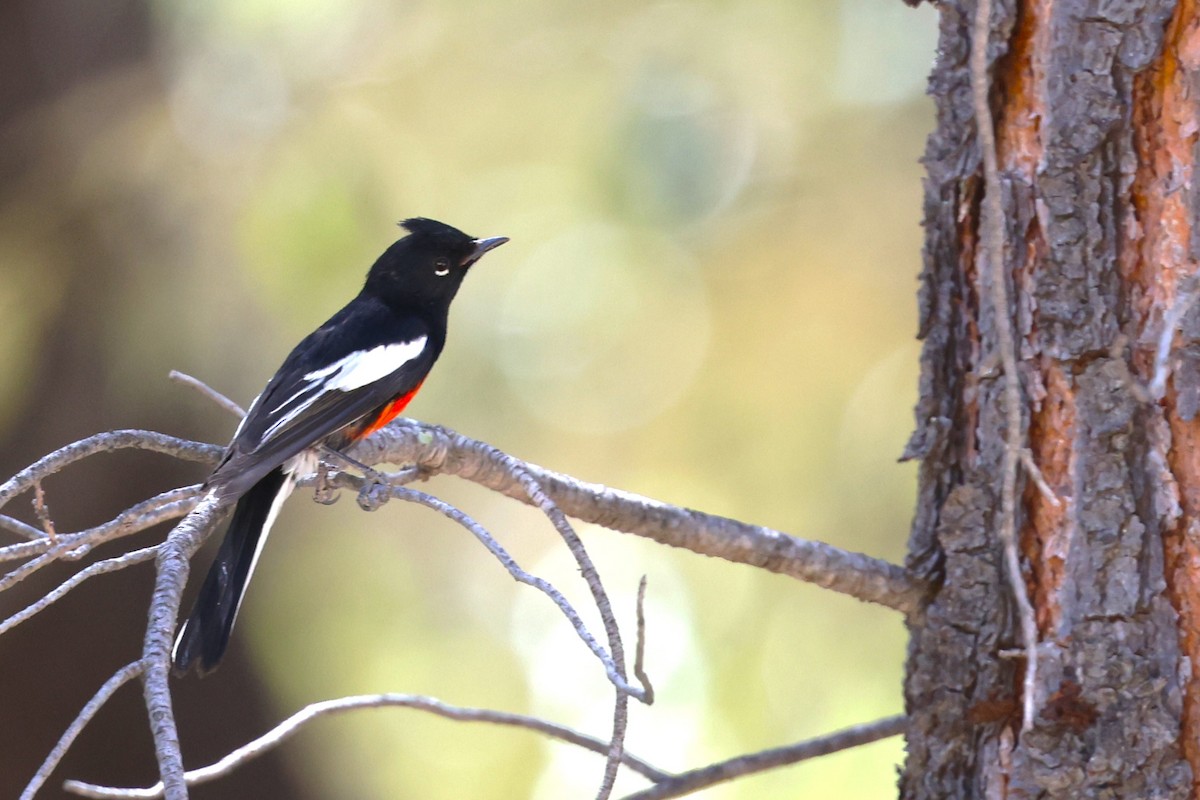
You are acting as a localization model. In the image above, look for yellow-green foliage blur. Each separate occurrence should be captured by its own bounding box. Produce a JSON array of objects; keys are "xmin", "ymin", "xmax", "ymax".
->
[{"xmin": 0, "ymin": 0, "xmax": 936, "ymax": 796}]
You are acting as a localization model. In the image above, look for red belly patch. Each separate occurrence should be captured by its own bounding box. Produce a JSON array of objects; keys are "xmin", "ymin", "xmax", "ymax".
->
[{"xmin": 358, "ymin": 379, "xmax": 426, "ymax": 438}]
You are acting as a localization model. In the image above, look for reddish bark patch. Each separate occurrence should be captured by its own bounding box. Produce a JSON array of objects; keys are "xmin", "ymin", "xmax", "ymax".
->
[
  {"xmin": 1129, "ymin": 0, "xmax": 1200, "ymax": 364},
  {"xmin": 966, "ymin": 694, "xmax": 1020, "ymax": 726},
  {"xmin": 994, "ymin": 0, "xmax": 1047, "ymax": 179},
  {"xmin": 1041, "ymin": 680, "xmax": 1100, "ymax": 732},
  {"xmin": 1165, "ymin": 406, "xmax": 1200, "ymax": 788},
  {"xmin": 1134, "ymin": 0, "xmax": 1200, "ymax": 787},
  {"xmin": 1024, "ymin": 360, "xmax": 1075, "ymax": 635},
  {"xmin": 995, "ymin": 0, "xmax": 1066, "ymax": 638}
]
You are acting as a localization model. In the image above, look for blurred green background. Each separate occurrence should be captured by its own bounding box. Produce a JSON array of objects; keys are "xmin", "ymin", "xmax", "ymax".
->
[{"xmin": 0, "ymin": 0, "xmax": 935, "ymax": 797}]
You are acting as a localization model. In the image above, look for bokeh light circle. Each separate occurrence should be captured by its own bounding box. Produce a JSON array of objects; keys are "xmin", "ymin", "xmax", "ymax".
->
[{"xmin": 497, "ymin": 222, "xmax": 710, "ymax": 434}]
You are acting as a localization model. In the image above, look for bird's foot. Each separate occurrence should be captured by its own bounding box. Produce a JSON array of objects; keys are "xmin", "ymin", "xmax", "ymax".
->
[
  {"xmin": 318, "ymin": 445, "xmax": 393, "ymax": 510},
  {"xmin": 312, "ymin": 464, "xmax": 341, "ymax": 505},
  {"xmin": 356, "ymin": 476, "xmax": 390, "ymax": 511}
]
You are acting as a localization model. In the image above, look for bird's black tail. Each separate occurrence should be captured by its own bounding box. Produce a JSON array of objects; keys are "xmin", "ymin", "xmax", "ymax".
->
[{"xmin": 172, "ymin": 467, "xmax": 291, "ymax": 676}]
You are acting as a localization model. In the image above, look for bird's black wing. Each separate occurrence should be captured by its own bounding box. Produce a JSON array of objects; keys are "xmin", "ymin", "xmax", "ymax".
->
[{"xmin": 208, "ymin": 295, "xmax": 439, "ymax": 500}]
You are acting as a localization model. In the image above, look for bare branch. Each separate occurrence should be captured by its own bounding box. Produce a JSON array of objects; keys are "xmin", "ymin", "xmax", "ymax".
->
[
  {"xmin": 482, "ymin": 449, "xmax": 637, "ymax": 798},
  {"xmin": 0, "ymin": 545, "xmax": 160, "ymax": 636},
  {"xmin": 168, "ymin": 371, "xmax": 246, "ymax": 418},
  {"xmin": 387, "ymin": 486, "xmax": 641, "ymax": 698},
  {"xmin": 141, "ymin": 494, "xmax": 225, "ymax": 800},
  {"xmin": 21, "ymin": 661, "xmax": 144, "ymax": 800},
  {"xmin": 633, "ymin": 576, "xmax": 654, "ymax": 705},
  {"xmin": 0, "ymin": 431, "xmax": 221, "ymax": 530},
  {"xmin": 5, "ymin": 420, "xmax": 915, "ymax": 798},
  {"xmin": 349, "ymin": 422, "xmax": 926, "ymax": 615},
  {"xmin": 969, "ymin": 0, "xmax": 1039, "ymax": 732},
  {"xmin": 63, "ymin": 694, "xmax": 671, "ymax": 799},
  {"xmin": 619, "ymin": 714, "xmax": 907, "ymax": 800},
  {"xmin": 32, "ymin": 482, "xmax": 56, "ymax": 540},
  {"xmin": 0, "ymin": 488, "xmax": 200, "ymax": 596},
  {"xmin": 0, "ymin": 514, "xmax": 44, "ymax": 540},
  {"xmin": 384, "ymin": 484, "xmax": 634, "ymax": 799},
  {"xmin": 0, "ymin": 535, "xmax": 50, "ymax": 564}
]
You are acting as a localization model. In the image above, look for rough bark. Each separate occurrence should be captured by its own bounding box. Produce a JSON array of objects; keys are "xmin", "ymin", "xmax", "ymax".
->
[{"xmin": 902, "ymin": 0, "xmax": 1200, "ymax": 797}]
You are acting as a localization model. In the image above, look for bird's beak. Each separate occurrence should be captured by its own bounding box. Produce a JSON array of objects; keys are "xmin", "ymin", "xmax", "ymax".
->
[{"xmin": 469, "ymin": 236, "xmax": 509, "ymax": 263}]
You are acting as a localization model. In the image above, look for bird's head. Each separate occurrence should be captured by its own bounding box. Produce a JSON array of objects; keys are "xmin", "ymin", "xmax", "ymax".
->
[{"xmin": 364, "ymin": 217, "xmax": 507, "ymax": 309}]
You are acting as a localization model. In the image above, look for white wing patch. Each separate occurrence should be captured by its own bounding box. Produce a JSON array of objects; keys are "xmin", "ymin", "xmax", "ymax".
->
[
  {"xmin": 305, "ymin": 337, "xmax": 428, "ymax": 390},
  {"xmin": 260, "ymin": 336, "xmax": 428, "ymax": 442}
]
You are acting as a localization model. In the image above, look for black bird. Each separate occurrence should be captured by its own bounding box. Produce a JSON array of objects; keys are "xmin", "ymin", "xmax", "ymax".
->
[{"xmin": 172, "ymin": 218, "xmax": 507, "ymax": 675}]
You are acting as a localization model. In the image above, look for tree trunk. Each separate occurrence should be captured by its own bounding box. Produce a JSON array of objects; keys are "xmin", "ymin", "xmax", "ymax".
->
[{"xmin": 902, "ymin": 0, "xmax": 1200, "ymax": 797}]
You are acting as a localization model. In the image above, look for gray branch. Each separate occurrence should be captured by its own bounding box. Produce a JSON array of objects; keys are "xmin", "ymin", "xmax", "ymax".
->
[
  {"xmin": 0, "ymin": 545, "xmax": 161, "ymax": 637},
  {"xmin": 20, "ymin": 661, "xmax": 145, "ymax": 800},
  {"xmin": 62, "ymin": 693, "xmax": 671, "ymax": 798},
  {"xmin": 619, "ymin": 714, "xmax": 907, "ymax": 800},
  {"xmin": 351, "ymin": 421, "xmax": 925, "ymax": 615},
  {"xmin": 396, "ymin": 484, "xmax": 630, "ymax": 799},
  {"xmin": 0, "ymin": 430, "xmax": 221, "ymax": 534},
  {"xmin": 382, "ymin": 484, "xmax": 645, "ymax": 700},
  {"xmin": 3, "ymin": 421, "xmax": 919, "ymax": 799},
  {"xmin": 140, "ymin": 494, "xmax": 225, "ymax": 800},
  {"xmin": 0, "ymin": 487, "xmax": 200, "ymax": 593}
]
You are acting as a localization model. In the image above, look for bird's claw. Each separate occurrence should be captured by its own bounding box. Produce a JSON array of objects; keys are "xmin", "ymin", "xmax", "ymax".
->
[
  {"xmin": 356, "ymin": 478, "xmax": 390, "ymax": 511},
  {"xmin": 313, "ymin": 467, "xmax": 340, "ymax": 505}
]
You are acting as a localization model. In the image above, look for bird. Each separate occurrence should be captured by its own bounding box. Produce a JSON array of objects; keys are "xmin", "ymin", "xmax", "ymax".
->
[{"xmin": 172, "ymin": 217, "xmax": 507, "ymax": 675}]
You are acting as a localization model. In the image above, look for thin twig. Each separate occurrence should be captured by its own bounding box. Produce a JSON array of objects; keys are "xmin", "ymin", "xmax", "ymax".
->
[
  {"xmin": 0, "ymin": 549, "xmax": 61, "ymax": 594},
  {"xmin": 337, "ymin": 474, "xmax": 647, "ymax": 704},
  {"xmin": 20, "ymin": 661, "xmax": 144, "ymax": 800},
  {"xmin": 60, "ymin": 488, "xmax": 201, "ymax": 559},
  {"xmin": 0, "ymin": 430, "xmax": 221, "ymax": 525},
  {"xmin": 391, "ymin": 488, "xmax": 594, "ymax": 658},
  {"xmin": 494, "ymin": 452, "xmax": 636, "ymax": 799},
  {"xmin": 0, "ymin": 514, "xmax": 44, "ymax": 540},
  {"xmin": 633, "ymin": 576, "xmax": 654, "ymax": 705},
  {"xmin": 350, "ymin": 421, "xmax": 926, "ymax": 615},
  {"xmin": 969, "ymin": 0, "xmax": 1039, "ymax": 731},
  {"xmin": 32, "ymin": 482, "xmax": 57, "ymax": 540},
  {"xmin": 331, "ymin": 474, "xmax": 640, "ymax": 799},
  {"xmin": 0, "ymin": 545, "xmax": 161, "ymax": 637},
  {"xmin": 168, "ymin": 371, "xmax": 246, "ymax": 418},
  {"xmin": 387, "ymin": 485, "xmax": 642, "ymax": 702},
  {"xmin": 619, "ymin": 714, "xmax": 907, "ymax": 800},
  {"xmin": 1019, "ymin": 450, "xmax": 1060, "ymax": 508},
  {"xmin": 63, "ymin": 694, "xmax": 671, "ymax": 799},
  {"xmin": 0, "ymin": 488, "xmax": 201, "ymax": 595}
]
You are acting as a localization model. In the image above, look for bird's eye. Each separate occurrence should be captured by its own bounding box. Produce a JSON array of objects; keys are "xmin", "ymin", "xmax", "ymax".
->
[{"xmin": 433, "ymin": 258, "xmax": 450, "ymax": 277}]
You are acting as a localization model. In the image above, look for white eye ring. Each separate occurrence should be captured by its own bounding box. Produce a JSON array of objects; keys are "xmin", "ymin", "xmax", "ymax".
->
[
  {"xmin": 434, "ymin": 267, "xmax": 450, "ymax": 276},
  {"xmin": 434, "ymin": 259, "xmax": 450, "ymax": 276}
]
